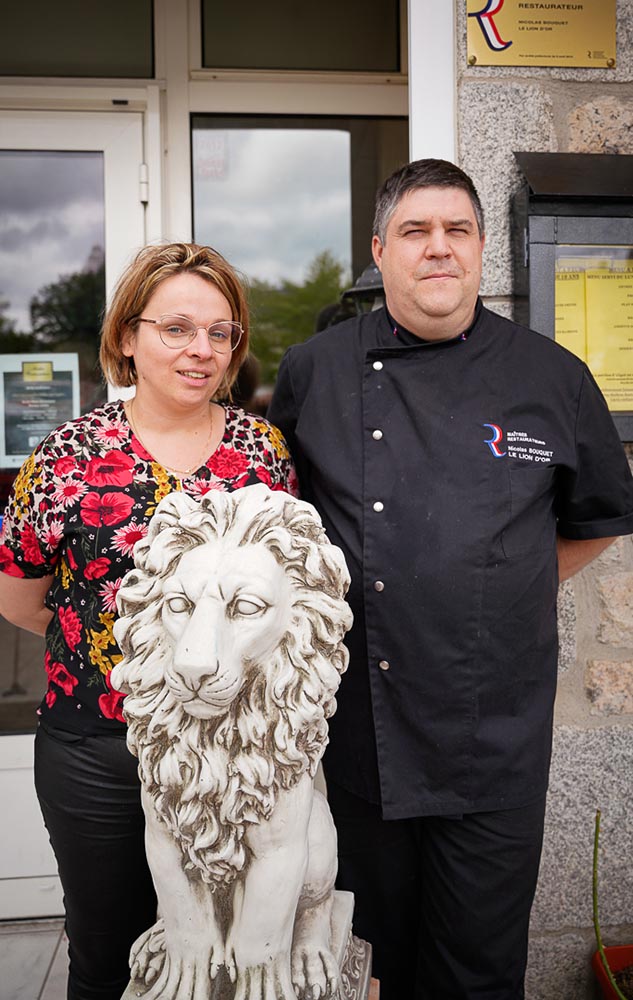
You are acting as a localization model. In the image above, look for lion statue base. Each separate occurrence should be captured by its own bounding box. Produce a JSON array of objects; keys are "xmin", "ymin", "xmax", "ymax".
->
[
  {"xmin": 111, "ymin": 485, "xmax": 358, "ymax": 1000},
  {"xmin": 121, "ymin": 890, "xmax": 373, "ymax": 1000}
]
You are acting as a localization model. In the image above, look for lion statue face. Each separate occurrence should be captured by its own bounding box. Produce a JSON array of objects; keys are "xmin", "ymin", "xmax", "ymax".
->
[
  {"xmin": 160, "ymin": 538, "xmax": 293, "ymax": 719},
  {"xmin": 111, "ymin": 484, "xmax": 353, "ymax": 886}
]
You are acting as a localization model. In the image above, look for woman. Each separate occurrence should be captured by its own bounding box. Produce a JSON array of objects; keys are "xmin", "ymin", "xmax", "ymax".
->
[{"xmin": 0, "ymin": 242, "xmax": 296, "ymax": 1000}]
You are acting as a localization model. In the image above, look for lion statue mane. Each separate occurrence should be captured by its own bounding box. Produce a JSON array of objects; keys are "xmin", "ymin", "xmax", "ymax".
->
[{"xmin": 112, "ymin": 484, "xmax": 352, "ymax": 891}]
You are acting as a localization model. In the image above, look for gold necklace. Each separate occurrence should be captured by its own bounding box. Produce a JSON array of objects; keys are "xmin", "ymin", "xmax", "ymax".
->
[{"xmin": 127, "ymin": 397, "xmax": 214, "ymax": 477}]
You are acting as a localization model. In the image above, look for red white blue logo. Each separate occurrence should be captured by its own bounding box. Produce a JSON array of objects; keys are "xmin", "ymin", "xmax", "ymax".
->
[
  {"xmin": 483, "ymin": 423, "xmax": 506, "ymax": 458},
  {"xmin": 468, "ymin": 0, "xmax": 512, "ymax": 52}
]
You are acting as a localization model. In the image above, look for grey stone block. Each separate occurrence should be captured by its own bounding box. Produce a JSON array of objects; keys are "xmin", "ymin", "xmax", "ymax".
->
[
  {"xmin": 557, "ymin": 579, "xmax": 577, "ymax": 675},
  {"xmin": 525, "ymin": 933, "xmax": 596, "ymax": 1000},
  {"xmin": 568, "ymin": 96, "xmax": 633, "ymax": 155},
  {"xmin": 586, "ymin": 660, "xmax": 633, "ymax": 716},
  {"xmin": 531, "ymin": 726, "xmax": 633, "ymax": 933},
  {"xmin": 597, "ymin": 572, "xmax": 633, "ymax": 647},
  {"xmin": 457, "ymin": 83, "xmax": 556, "ymax": 296},
  {"xmin": 593, "ymin": 537, "xmax": 628, "ymax": 572}
]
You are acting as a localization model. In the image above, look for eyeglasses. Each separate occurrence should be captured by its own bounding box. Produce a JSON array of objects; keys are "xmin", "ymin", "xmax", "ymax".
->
[{"xmin": 135, "ymin": 314, "xmax": 243, "ymax": 353}]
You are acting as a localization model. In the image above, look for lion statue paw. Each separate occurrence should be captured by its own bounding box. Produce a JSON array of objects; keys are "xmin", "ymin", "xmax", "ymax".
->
[{"xmin": 130, "ymin": 918, "xmax": 166, "ymax": 985}]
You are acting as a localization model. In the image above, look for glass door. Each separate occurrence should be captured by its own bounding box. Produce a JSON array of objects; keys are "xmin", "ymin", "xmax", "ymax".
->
[{"xmin": 0, "ymin": 109, "xmax": 145, "ymax": 919}]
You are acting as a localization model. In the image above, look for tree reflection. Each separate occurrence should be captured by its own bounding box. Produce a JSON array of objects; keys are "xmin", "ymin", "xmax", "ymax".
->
[
  {"xmin": 30, "ymin": 261, "xmax": 106, "ymax": 410},
  {"xmin": 3, "ymin": 248, "xmax": 348, "ymax": 413},
  {"xmin": 0, "ymin": 298, "xmax": 33, "ymax": 353},
  {"xmin": 31, "ymin": 264, "xmax": 104, "ymax": 349},
  {"xmin": 0, "ymin": 250, "xmax": 106, "ymax": 411},
  {"xmin": 248, "ymin": 250, "xmax": 348, "ymax": 387}
]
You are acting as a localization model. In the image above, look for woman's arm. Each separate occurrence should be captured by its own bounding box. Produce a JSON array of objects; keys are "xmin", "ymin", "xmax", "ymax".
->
[{"xmin": 0, "ymin": 572, "xmax": 54, "ymax": 636}]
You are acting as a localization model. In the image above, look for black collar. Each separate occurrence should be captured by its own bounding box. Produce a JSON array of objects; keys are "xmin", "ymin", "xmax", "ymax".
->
[{"xmin": 386, "ymin": 298, "xmax": 483, "ymax": 347}]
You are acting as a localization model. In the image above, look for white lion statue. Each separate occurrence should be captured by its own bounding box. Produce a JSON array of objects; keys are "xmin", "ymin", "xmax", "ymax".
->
[{"xmin": 111, "ymin": 484, "xmax": 353, "ymax": 1000}]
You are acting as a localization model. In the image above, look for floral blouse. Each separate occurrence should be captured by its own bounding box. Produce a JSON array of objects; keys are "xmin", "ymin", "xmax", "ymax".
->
[{"xmin": 0, "ymin": 400, "xmax": 297, "ymax": 735}]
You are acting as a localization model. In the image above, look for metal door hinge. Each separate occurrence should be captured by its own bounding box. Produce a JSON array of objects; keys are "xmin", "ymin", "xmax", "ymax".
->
[{"xmin": 139, "ymin": 163, "xmax": 149, "ymax": 204}]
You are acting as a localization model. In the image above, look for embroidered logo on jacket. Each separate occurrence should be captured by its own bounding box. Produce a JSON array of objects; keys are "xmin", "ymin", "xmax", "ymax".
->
[
  {"xmin": 483, "ymin": 423, "xmax": 506, "ymax": 458},
  {"xmin": 483, "ymin": 425, "xmax": 554, "ymax": 463},
  {"xmin": 507, "ymin": 430, "xmax": 554, "ymax": 463}
]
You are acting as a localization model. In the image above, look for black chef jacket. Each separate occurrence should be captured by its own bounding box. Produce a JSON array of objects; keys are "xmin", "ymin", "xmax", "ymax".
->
[{"xmin": 268, "ymin": 302, "xmax": 633, "ymax": 820}]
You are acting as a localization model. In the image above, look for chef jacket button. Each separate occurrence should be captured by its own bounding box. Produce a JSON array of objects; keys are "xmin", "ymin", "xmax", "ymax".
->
[
  {"xmin": 373, "ymin": 361, "xmax": 383, "ymax": 371},
  {"xmin": 378, "ymin": 659, "xmax": 390, "ymax": 671},
  {"xmin": 374, "ymin": 580, "xmax": 385, "ymax": 592},
  {"xmin": 372, "ymin": 429, "xmax": 383, "ymax": 440},
  {"xmin": 373, "ymin": 501, "xmax": 384, "ymax": 512}
]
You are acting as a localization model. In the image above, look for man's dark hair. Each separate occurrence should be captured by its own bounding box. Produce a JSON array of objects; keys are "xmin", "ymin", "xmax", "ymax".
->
[{"xmin": 373, "ymin": 159, "xmax": 485, "ymax": 243}]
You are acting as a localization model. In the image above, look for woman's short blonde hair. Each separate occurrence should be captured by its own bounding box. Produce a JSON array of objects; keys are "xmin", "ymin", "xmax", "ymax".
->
[{"xmin": 99, "ymin": 242, "xmax": 250, "ymax": 398}]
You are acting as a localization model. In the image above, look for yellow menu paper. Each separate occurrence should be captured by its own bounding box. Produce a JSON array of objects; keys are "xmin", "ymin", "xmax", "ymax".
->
[
  {"xmin": 585, "ymin": 268, "xmax": 633, "ymax": 410},
  {"xmin": 555, "ymin": 271, "xmax": 586, "ymax": 361}
]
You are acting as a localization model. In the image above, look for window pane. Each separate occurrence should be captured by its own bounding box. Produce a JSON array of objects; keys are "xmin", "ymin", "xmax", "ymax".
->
[
  {"xmin": 0, "ymin": 148, "xmax": 106, "ymax": 734},
  {"xmin": 192, "ymin": 115, "xmax": 408, "ymax": 394},
  {"xmin": 0, "ymin": 150, "xmax": 106, "ymax": 471},
  {"xmin": 2, "ymin": 0, "xmax": 153, "ymax": 78},
  {"xmin": 193, "ymin": 127, "xmax": 352, "ymax": 283},
  {"xmin": 201, "ymin": 0, "xmax": 400, "ymax": 72},
  {"xmin": 0, "ymin": 151, "xmax": 106, "ymax": 407}
]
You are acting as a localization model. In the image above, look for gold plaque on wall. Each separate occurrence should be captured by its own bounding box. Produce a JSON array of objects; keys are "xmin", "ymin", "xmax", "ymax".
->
[{"xmin": 466, "ymin": 0, "xmax": 616, "ymax": 68}]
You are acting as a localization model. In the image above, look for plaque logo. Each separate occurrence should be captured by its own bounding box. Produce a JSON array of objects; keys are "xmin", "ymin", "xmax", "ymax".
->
[{"xmin": 468, "ymin": 0, "xmax": 513, "ymax": 52}]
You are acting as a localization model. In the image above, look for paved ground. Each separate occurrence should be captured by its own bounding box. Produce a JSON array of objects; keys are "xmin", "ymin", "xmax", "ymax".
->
[{"xmin": 0, "ymin": 918, "xmax": 66, "ymax": 1000}]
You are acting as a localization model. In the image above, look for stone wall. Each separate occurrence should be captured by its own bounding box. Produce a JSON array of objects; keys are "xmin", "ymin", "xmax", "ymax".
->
[{"xmin": 454, "ymin": 2, "xmax": 633, "ymax": 997}]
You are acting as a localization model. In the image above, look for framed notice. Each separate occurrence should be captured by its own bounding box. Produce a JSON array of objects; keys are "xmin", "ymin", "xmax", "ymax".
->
[
  {"xmin": 0, "ymin": 354, "xmax": 80, "ymax": 467},
  {"xmin": 467, "ymin": 0, "xmax": 616, "ymax": 68}
]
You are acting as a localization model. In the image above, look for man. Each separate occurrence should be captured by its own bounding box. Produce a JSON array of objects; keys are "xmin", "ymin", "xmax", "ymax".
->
[{"xmin": 268, "ymin": 159, "xmax": 633, "ymax": 999}]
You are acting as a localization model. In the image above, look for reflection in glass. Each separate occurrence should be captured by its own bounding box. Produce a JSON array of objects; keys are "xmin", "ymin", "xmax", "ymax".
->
[
  {"xmin": 193, "ymin": 126, "xmax": 352, "ymax": 391},
  {"xmin": 0, "ymin": 149, "xmax": 106, "ymax": 734},
  {"xmin": 192, "ymin": 115, "xmax": 408, "ymax": 395},
  {"xmin": 0, "ymin": 150, "xmax": 106, "ymax": 415},
  {"xmin": 193, "ymin": 128, "xmax": 352, "ymax": 285}
]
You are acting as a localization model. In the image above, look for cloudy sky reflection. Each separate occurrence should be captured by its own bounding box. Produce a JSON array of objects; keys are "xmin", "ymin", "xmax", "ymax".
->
[
  {"xmin": 1, "ymin": 132, "xmax": 351, "ymax": 331},
  {"xmin": 192, "ymin": 128, "xmax": 352, "ymax": 285},
  {"xmin": 0, "ymin": 150, "xmax": 104, "ymax": 331}
]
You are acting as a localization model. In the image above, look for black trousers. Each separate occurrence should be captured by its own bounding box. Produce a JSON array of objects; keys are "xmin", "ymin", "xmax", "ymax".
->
[
  {"xmin": 34, "ymin": 723, "xmax": 157, "ymax": 1000},
  {"xmin": 326, "ymin": 780, "xmax": 547, "ymax": 1000}
]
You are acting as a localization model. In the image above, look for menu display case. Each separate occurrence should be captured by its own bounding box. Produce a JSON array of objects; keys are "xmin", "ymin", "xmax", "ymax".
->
[{"xmin": 512, "ymin": 152, "xmax": 633, "ymax": 438}]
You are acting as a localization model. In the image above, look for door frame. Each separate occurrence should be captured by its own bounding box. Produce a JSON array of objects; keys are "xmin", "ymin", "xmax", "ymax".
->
[{"xmin": 0, "ymin": 108, "xmax": 146, "ymax": 919}]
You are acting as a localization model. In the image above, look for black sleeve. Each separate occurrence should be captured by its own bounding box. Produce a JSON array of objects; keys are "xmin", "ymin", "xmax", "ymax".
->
[
  {"xmin": 268, "ymin": 348, "xmax": 318, "ymax": 504},
  {"xmin": 267, "ymin": 349, "xmax": 299, "ymax": 456},
  {"xmin": 556, "ymin": 368, "xmax": 633, "ymax": 539}
]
